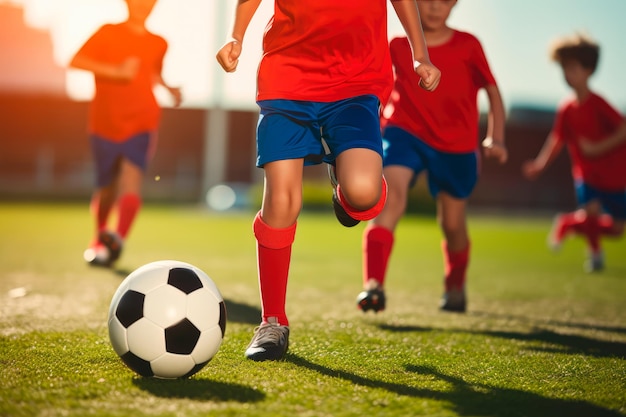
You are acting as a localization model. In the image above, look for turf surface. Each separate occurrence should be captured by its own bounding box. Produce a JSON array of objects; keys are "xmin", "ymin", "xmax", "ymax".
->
[{"xmin": 1, "ymin": 202, "xmax": 624, "ymax": 416}]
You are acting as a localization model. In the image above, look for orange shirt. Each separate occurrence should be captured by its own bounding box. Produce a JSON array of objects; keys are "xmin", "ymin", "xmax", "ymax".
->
[
  {"xmin": 257, "ymin": 0, "xmax": 393, "ymax": 105},
  {"xmin": 76, "ymin": 23, "xmax": 167, "ymax": 142}
]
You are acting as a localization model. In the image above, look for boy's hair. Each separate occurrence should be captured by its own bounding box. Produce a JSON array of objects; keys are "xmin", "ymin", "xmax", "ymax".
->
[{"xmin": 549, "ymin": 33, "xmax": 600, "ymax": 73}]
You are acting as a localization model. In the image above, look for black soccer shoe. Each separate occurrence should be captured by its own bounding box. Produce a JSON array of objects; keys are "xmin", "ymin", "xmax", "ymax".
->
[
  {"xmin": 440, "ymin": 288, "xmax": 467, "ymax": 313},
  {"xmin": 356, "ymin": 287, "xmax": 386, "ymax": 313},
  {"xmin": 328, "ymin": 164, "xmax": 360, "ymax": 227},
  {"xmin": 332, "ymin": 189, "xmax": 360, "ymax": 227},
  {"xmin": 98, "ymin": 230, "xmax": 123, "ymax": 264}
]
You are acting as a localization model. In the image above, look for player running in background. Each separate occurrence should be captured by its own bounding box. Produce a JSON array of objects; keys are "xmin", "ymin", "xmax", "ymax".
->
[
  {"xmin": 360, "ymin": 0, "xmax": 507, "ymax": 314},
  {"xmin": 216, "ymin": 0, "xmax": 440, "ymax": 361},
  {"xmin": 70, "ymin": 0, "xmax": 181, "ymax": 267},
  {"xmin": 522, "ymin": 33, "xmax": 626, "ymax": 272}
]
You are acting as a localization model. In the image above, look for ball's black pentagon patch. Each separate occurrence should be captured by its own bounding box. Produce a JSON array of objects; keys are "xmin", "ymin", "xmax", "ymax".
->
[
  {"xmin": 165, "ymin": 318, "xmax": 201, "ymax": 354},
  {"xmin": 115, "ymin": 290, "xmax": 145, "ymax": 328},
  {"xmin": 167, "ymin": 267, "xmax": 203, "ymax": 294},
  {"xmin": 218, "ymin": 301, "xmax": 227, "ymax": 338},
  {"xmin": 121, "ymin": 351, "xmax": 153, "ymax": 377}
]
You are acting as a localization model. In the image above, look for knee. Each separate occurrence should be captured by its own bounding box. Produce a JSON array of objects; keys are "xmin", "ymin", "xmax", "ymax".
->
[{"xmin": 340, "ymin": 178, "xmax": 382, "ymax": 210}]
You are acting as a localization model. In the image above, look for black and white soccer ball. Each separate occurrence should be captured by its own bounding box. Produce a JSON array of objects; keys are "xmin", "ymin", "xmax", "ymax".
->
[{"xmin": 108, "ymin": 260, "xmax": 226, "ymax": 379}]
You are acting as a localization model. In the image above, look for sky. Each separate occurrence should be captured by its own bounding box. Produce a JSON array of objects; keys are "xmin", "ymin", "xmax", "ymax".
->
[{"xmin": 2, "ymin": 0, "xmax": 626, "ymax": 111}]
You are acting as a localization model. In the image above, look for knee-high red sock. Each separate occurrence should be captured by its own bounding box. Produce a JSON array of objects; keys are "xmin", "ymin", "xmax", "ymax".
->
[
  {"xmin": 337, "ymin": 177, "xmax": 388, "ymax": 221},
  {"xmin": 442, "ymin": 241, "xmax": 470, "ymax": 291},
  {"xmin": 555, "ymin": 212, "xmax": 586, "ymax": 240},
  {"xmin": 253, "ymin": 212, "xmax": 296, "ymax": 326},
  {"xmin": 362, "ymin": 224, "xmax": 394, "ymax": 287},
  {"xmin": 598, "ymin": 214, "xmax": 623, "ymax": 237},
  {"xmin": 116, "ymin": 193, "xmax": 142, "ymax": 239}
]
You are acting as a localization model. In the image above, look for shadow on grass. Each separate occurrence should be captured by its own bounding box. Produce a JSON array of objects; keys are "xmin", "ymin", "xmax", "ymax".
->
[
  {"xmin": 378, "ymin": 323, "xmax": 626, "ymax": 359},
  {"xmin": 470, "ymin": 310, "xmax": 626, "ymax": 335},
  {"xmin": 286, "ymin": 354, "xmax": 621, "ymax": 417},
  {"xmin": 133, "ymin": 377, "xmax": 264, "ymax": 402},
  {"xmin": 222, "ymin": 299, "xmax": 261, "ymax": 325}
]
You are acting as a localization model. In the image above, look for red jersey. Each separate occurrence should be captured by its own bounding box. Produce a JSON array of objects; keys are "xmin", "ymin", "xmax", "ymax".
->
[
  {"xmin": 552, "ymin": 93, "xmax": 626, "ymax": 191},
  {"xmin": 257, "ymin": 0, "xmax": 393, "ymax": 105},
  {"xmin": 76, "ymin": 23, "xmax": 167, "ymax": 142},
  {"xmin": 383, "ymin": 31, "xmax": 496, "ymax": 153}
]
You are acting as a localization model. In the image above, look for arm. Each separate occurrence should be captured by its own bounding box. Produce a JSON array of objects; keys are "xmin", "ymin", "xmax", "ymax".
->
[
  {"xmin": 390, "ymin": 0, "xmax": 441, "ymax": 91},
  {"xmin": 481, "ymin": 84, "xmax": 508, "ymax": 164},
  {"xmin": 69, "ymin": 54, "xmax": 139, "ymax": 82},
  {"xmin": 153, "ymin": 72, "xmax": 182, "ymax": 107},
  {"xmin": 579, "ymin": 121, "xmax": 626, "ymax": 157},
  {"xmin": 521, "ymin": 133, "xmax": 564, "ymax": 180},
  {"xmin": 215, "ymin": 0, "xmax": 263, "ymax": 73}
]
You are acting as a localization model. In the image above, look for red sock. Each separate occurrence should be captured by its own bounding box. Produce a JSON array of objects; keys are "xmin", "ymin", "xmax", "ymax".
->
[
  {"xmin": 253, "ymin": 212, "xmax": 296, "ymax": 326},
  {"xmin": 556, "ymin": 212, "xmax": 586, "ymax": 240},
  {"xmin": 116, "ymin": 193, "xmax": 142, "ymax": 239},
  {"xmin": 337, "ymin": 177, "xmax": 387, "ymax": 221},
  {"xmin": 598, "ymin": 214, "xmax": 623, "ymax": 237},
  {"xmin": 362, "ymin": 224, "xmax": 394, "ymax": 287},
  {"xmin": 442, "ymin": 241, "xmax": 470, "ymax": 291}
]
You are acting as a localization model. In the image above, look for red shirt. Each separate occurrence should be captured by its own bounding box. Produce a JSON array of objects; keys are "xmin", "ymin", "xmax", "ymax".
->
[
  {"xmin": 76, "ymin": 23, "xmax": 167, "ymax": 142},
  {"xmin": 383, "ymin": 31, "xmax": 496, "ymax": 153},
  {"xmin": 257, "ymin": 0, "xmax": 393, "ymax": 105},
  {"xmin": 552, "ymin": 93, "xmax": 626, "ymax": 191}
]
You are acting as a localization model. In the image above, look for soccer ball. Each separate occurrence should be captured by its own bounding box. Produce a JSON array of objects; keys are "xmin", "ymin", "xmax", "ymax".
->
[{"xmin": 107, "ymin": 260, "xmax": 226, "ymax": 378}]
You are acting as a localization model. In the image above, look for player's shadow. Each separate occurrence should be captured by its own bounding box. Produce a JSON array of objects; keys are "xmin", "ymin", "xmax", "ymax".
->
[
  {"xmin": 285, "ymin": 354, "xmax": 622, "ymax": 417},
  {"xmin": 469, "ymin": 309, "xmax": 626, "ymax": 335},
  {"xmin": 222, "ymin": 298, "xmax": 261, "ymax": 325},
  {"xmin": 133, "ymin": 377, "xmax": 265, "ymax": 402},
  {"xmin": 378, "ymin": 323, "xmax": 626, "ymax": 359}
]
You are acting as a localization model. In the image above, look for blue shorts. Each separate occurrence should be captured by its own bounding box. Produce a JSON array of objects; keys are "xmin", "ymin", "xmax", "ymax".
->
[
  {"xmin": 90, "ymin": 132, "xmax": 153, "ymax": 187},
  {"xmin": 576, "ymin": 181, "xmax": 626, "ymax": 220},
  {"xmin": 382, "ymin": 126, "xmax": 478, "ymax": 199},
  {"xmin": 256, "ymin": 95, "xmax": 382, "ymax": 167}
]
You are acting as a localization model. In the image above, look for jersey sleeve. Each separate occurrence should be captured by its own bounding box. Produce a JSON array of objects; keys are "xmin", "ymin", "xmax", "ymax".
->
[
  {"xmin": 468, "ymin": 36, "xmax": 496, "ymax": 88},
  {"xmin": 73, "ymin": 24, "xmax": 114, "ymax": 61},
  {"xmin": 595, "ymin": 95, "xmax": 624, "ymax": 132}
]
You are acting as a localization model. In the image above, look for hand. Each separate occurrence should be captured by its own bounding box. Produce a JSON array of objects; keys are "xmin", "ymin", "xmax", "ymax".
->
[
  {"xmin": 216, "ymin": 39, "xmax": 242, "ymax": 73},
  {"xmin": 414, "ymin": 60, "xmax": 441, "ymax": 91},
  {"xmin": 117, "ymin": 56, "xmax": 140, "ymax": 81},
  {"xmin": 578, "ymin": 137, "xmax": 605, "ymax": 157},
  {"xmin": 521, "ymin": 159, "xmax": 541, "ymax": 180},
  {"xmin": 168, "ymin": 86, "xmax": 183, "ymax": 107},
  {"xmin": 482, "ymin": 137, "xmax": 508, "ymax": 164}
]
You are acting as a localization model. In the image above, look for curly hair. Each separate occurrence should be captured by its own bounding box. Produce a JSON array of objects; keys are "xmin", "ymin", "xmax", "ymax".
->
[{"xmin": 549, "ymin": 33, "xmax": 600, "ymax": 73}]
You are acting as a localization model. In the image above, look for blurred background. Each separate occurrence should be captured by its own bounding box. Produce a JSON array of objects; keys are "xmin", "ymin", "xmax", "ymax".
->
[{"xmin": 1, "ymin": 0, "xmax": 625, "ymax": 212}]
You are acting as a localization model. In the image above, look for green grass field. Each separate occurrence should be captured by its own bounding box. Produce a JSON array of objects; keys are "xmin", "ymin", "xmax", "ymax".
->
[{"xmin": 1, "ymin": 202, "xmax": 625, "ymax": 417}]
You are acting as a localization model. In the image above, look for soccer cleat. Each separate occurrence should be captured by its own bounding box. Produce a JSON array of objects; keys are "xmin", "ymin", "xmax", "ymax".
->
[
  {"xmin": 356, "ymin": 279, "xmax": 386, "ymax": 313},
  {"xmin": 245, "ymin": 317, "xmax": 290, "ymax": 361},
  {"xmin": 584, "ymin": 251, "xmax": 605, "ymax": 273},
  {"xmin": 83, "ymin": 245, "xmax": 111, "ymax": 267},
  {"xmin": 328, "ymin": 164, "xmax": 360, "ymax": 227},
  {"xmin": 440, "ymin": 287, "xmax": 467, "ymax": 313},
  {"xmin": 99, "ymin": 230, "xmax": 123, "ymax": 264}
]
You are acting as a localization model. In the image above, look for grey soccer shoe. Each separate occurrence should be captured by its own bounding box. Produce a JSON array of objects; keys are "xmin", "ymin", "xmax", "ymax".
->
[{"xmin": 245, "ymin": 317, "xmax": 290, "ymax": 361}]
